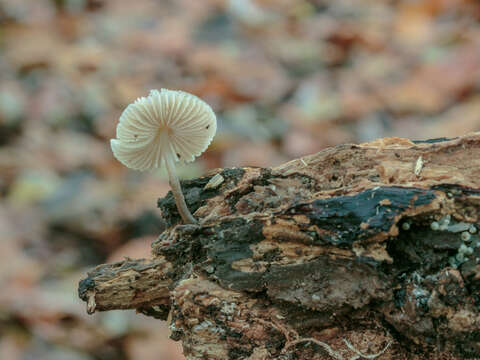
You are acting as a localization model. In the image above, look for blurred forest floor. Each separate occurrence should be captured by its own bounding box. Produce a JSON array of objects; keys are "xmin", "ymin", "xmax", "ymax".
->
[{"xmin": 1, "ymin": 0, "xmax": 480, "ymax": 359}]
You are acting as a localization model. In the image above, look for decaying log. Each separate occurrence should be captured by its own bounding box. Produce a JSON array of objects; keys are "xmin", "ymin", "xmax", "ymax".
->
[{"xmin": 79, "ymin": 134, "xmax": 480, "ymax": 359}]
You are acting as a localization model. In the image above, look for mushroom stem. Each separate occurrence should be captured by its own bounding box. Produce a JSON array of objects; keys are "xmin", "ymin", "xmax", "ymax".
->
[{"xmin": 165, "ymin": 155, "xmax": 197, "ymax": 224}]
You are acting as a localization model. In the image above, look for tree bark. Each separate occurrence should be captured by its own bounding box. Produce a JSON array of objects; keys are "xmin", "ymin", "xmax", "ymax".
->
[{"xmin": 79, "ymin": 134, "xmax": 480, "ymax": 359}]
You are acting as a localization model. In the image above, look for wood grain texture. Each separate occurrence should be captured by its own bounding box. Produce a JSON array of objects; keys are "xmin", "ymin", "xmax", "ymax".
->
[{"xmin": 80, "ymin": 134, "xmax": 480, "ymax": 359}]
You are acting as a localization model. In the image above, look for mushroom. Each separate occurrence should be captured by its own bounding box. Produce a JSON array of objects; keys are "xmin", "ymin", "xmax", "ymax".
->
[{"xmin": 110, "ymin": 89, "xmax": 217, "ymax": 224}]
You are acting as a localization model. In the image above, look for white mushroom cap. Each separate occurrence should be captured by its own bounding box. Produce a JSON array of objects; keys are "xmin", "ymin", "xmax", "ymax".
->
[{"xmin": 111, "ymin": 89, "xmax": 216, "ymax": 171}]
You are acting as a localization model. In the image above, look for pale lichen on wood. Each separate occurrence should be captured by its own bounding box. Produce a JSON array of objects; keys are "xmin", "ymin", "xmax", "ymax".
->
[{"xmin": 79, "ymin": 134, "xmax": 480, "ymax": 359}]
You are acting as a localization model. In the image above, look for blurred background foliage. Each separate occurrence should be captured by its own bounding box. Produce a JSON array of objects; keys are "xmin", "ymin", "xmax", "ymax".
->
[{"xmin": 1, "ymin": 0, "xmax": 480, "ymax": 359}]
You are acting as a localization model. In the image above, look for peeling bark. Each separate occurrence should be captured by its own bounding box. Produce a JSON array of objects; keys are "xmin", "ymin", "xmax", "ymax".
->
[{"xmin": 79, "ymin": 134, "xmax": 480, "ymax": 359}]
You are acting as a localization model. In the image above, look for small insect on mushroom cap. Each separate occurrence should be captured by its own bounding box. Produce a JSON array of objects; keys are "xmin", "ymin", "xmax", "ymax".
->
[{"xmin": 110, "ymin": 89, "xmax": 217, "ymax": 171}]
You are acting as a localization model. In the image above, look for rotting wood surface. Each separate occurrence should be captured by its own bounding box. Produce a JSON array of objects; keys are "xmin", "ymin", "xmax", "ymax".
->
[{"xmin": 79, "ymin": 134, "xmax": 480, "ymax": 359}]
